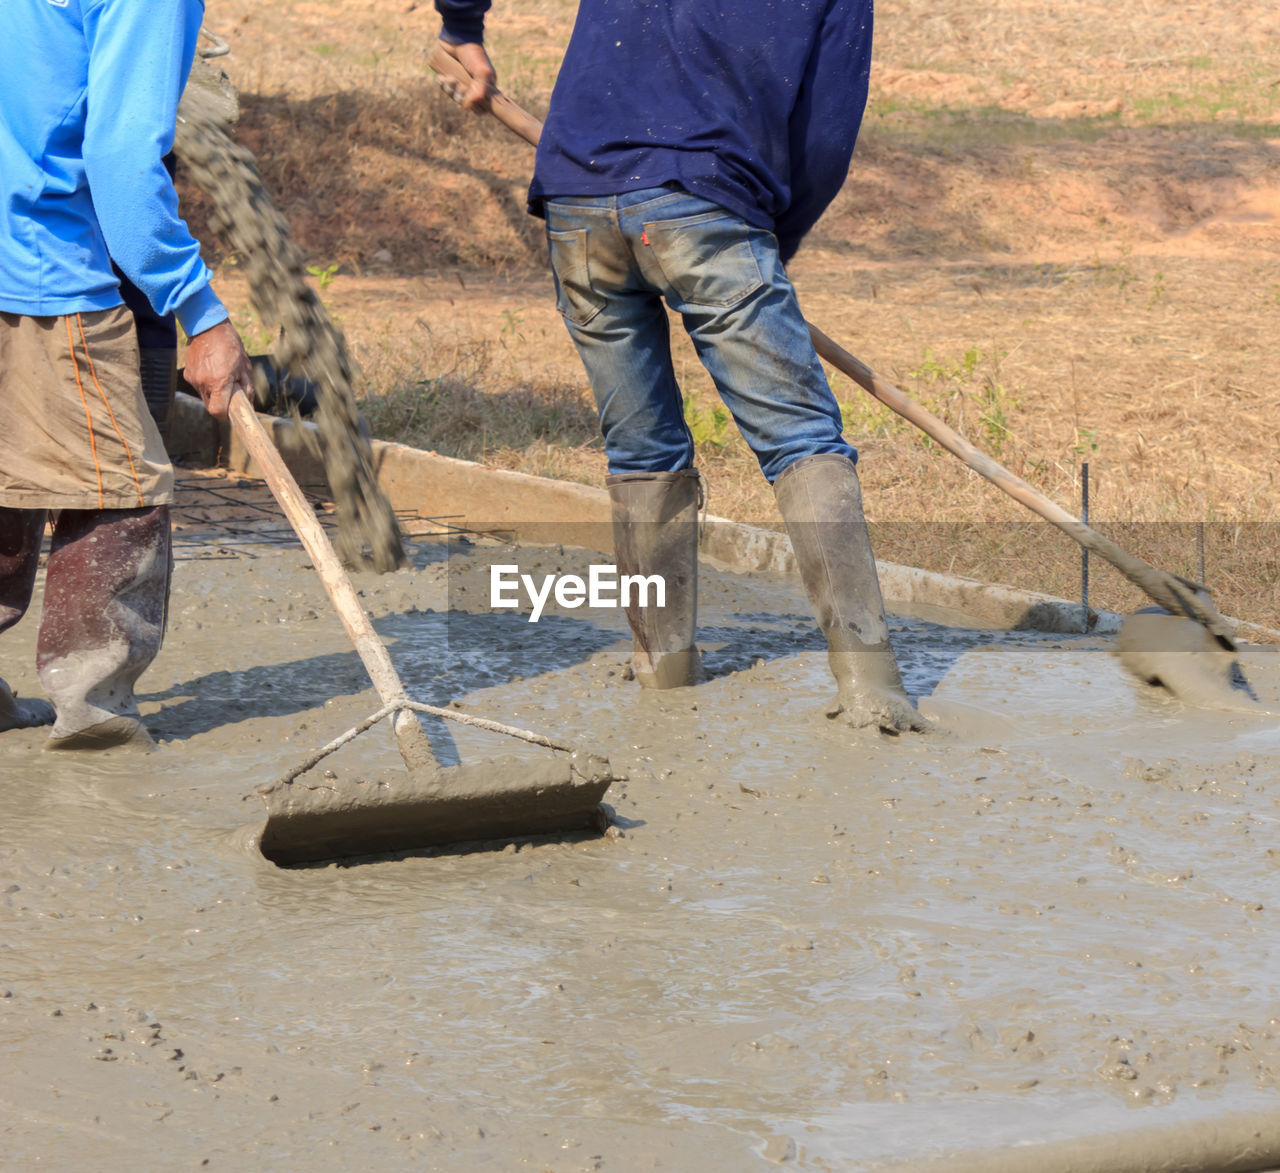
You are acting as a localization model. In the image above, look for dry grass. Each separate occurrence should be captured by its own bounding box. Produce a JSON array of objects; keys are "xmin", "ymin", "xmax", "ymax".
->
[
  {"xmin": 184, "ymin": 0, "xmax": 1280, "ymax": 627},
  {"xmin": 358, "ymin": 372, "xmax": 601, "ymax": 469}
]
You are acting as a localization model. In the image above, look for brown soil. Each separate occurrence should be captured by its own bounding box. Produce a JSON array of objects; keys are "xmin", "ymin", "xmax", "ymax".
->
[{"xmin": 180, "ymin": 0, "xmax": 1280, "ymax": 627}]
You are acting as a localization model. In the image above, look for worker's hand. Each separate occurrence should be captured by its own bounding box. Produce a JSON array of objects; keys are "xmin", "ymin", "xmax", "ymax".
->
[
  {"xmin": 182, "ymin": 318, "xmax": 253, "ymax": 421},
  {"xmin": 437, "ymin": 39, "xmax": 497, "ymax": 111}
]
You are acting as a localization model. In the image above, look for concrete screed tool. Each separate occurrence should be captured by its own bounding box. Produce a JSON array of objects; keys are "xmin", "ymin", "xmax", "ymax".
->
[
  {"xmin": 227, "ymin": 392, "xmax": 617, "ymax": 865},
  {"xmin": 426, "ymin": 46, "xmax": 1268, "ymax": 713}
]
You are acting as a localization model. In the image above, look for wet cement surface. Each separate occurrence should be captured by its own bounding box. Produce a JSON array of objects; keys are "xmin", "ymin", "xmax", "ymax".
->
[{"xmin": 3, "ymin": 535, "xmax": 1280, "ymax": 1169}]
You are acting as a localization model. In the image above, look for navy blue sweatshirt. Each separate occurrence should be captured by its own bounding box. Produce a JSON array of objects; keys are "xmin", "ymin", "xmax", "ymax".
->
[{"xmin": 436, "ymin": 0, "xmax": 872, "ymax": 261}]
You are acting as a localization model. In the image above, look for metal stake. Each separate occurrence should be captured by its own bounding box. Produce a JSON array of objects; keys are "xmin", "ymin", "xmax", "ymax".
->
[{"xmin": 1081, "ymin": 461, "xmax": 1090, "ymax": 632}]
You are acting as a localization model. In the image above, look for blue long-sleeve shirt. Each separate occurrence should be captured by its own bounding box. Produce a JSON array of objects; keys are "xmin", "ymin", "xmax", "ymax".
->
[
  {"xmin": 436, "ymin": 0, "xmax": 872, "ymax": 262},
  {"xmin": 0, "ymin": 0, "xmax": 225, "ymax": 336}
]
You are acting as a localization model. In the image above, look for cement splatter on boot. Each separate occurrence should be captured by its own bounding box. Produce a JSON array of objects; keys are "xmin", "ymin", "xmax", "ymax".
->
[
  {"xmin": 827, "ymin": 645, "xmax": 932, "ymax": 734},
  {"xmin": 38, "ymin": 507, "xmax": 172, "ymax": 751},
  {"xmin": 773, "ymin": 454, "xmax": 929, "ymax": 735},
  {"xmin": 606, "ymin": 470, "xmax": 703, "ymax": 689}
]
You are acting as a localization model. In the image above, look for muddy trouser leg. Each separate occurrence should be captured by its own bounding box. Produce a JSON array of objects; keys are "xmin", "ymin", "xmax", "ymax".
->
[
  {"xmin": 772, "ymin": 454, "xmax": 927, "ymax": 733},
  {"xmin": 38, "ymin": 506, "xmax": 172, "ymax": 750},
  {"xmin": 0, "ymin": 507, "xmax": 55, "ymax": 730},
  {"xmin": 606, "ymin": 470, "xmax": 703, "ymax": 689}
]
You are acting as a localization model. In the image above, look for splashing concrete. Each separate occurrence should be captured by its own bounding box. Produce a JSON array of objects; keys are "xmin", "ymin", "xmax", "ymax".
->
[{"xmin": 1117, "ymin": 610, "xmax": 1275, "ymax": 715}]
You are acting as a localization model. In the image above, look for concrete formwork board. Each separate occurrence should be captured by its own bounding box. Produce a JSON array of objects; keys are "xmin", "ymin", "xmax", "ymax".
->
[{"xmin": 170, "ymin": 393, "xmax": 1274, "ymax": 642}]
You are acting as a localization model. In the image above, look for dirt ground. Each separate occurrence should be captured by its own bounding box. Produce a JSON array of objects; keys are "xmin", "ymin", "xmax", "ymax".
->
[
  {"xmin": 178, "ymin": 0, "xmax": 1280, "ymax": 626},
  {"xmin": 4, "ymin": 504, "xmax": 1280, "ymax": 1169}
]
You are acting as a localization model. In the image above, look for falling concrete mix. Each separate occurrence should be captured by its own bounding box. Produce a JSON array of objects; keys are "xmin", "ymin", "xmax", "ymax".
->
[
  {"xmin": 173, "ymin": 62, "xmax": 405, "ymax": 573},
  {"xmin": 2, "ymin": 531, "xmax": 1279, "ymax": 1170}
]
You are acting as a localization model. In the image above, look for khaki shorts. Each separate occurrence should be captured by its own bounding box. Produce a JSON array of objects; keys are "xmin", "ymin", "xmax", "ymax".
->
[{"xmin": 0, "ymin": 307, "xmax": 173, "ymax": 509}]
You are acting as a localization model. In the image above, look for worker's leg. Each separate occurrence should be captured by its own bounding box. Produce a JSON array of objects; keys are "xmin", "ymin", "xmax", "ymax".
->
[
  {"xmin": 618, "ymin": 190, "xmax": 923, "ymax": 727},
  {"xmin": 544, "ymin": 189, "xmax": 696, "ymax": 474},
  {"xmin": 38, "ymin": 505, "xmax": 172, "ymax": 750},
  {"xmin": 2, "ymin": 307, "xmax": 174, "ymax": 746},
  {"xmin": 772, "ymin": 455, "xmax": 927, "ymax": 732},
  {"xmin": 604, "ymin": 469, "xmax": 703, "ymax": 687},
  {"xmin": 0, "ymin": 507, "xmax": 55, "ymax": 731},
  {"xmin": 545, "ymin": 189, "xmax": 702, "ymax": 686},
  {"xmin": 633, "ymin": 193, "xmax": 854, "ymax": 482}
]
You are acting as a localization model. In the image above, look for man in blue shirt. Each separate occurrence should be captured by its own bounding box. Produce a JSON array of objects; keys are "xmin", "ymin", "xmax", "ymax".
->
[
  {"xmin": 437, "ymin": 1, "xmax": 925, "ymax": 733},
  {"xmin": 0, "ymin": 0, "xmax": 254, "ymax": 748}
]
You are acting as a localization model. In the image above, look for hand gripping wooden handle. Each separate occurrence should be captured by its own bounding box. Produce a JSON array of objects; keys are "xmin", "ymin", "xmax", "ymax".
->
[{"xmin": 427, "ymin": 44, "xmax": 542, "ymax": 148}]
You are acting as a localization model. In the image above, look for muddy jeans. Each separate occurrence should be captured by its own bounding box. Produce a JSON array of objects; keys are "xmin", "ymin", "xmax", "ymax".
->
[{"xmin": 544, "ymin": 186, "xmax": 856, "ymax": 483}]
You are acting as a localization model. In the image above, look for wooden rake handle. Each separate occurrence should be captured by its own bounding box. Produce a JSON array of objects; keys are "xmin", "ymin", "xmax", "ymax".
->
[
  {"xmin": 227, "ymin": 391, "xmax": 438, "ymax": 772},
  {"xmin": 428, "ymin": 44, "xmax": 542, "ymax": 147},
  {"xmin": 806, "ymin": 329, "xmax": 1234, "ymax": 646},
  {"xmin": 425, "ymin": 49, "xmax": 1236, "ymax": 649}
]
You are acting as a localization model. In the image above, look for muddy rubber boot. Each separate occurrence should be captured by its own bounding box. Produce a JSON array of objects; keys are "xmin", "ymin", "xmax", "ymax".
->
[
  {"xmin": 138, "ymin": 347, "xmax": 178, "ymax": 441},
  {"xmin": 606, "ymin": 469, "xmax": 703, "ymax": 689},
  {"xmin": 0, "ymin": 508, "xmax": 55, "ymax": 731},
  {"xmin": 38, "ymin": 506, "xmax": 172, "ymax": 751},
  {"xmin": 773, "ymin": 454, "xmax": 927, "ymax": 734}
]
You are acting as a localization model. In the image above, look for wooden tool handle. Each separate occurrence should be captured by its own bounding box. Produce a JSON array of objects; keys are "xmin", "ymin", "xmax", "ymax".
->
[
  {"xmin": 808, "ymin": 326, "xmax": 1088, "ymax": 532},
  {"xmin": 806, "ymin": 327, "xmax": 1233, "ymax": 644},
  {"xmin": 227, "ymin": 391, "xmax": 438, "ymax": 771},
  {"xmin": 427, "ymin": 44, "xmax": 542, "ymax": 148}
]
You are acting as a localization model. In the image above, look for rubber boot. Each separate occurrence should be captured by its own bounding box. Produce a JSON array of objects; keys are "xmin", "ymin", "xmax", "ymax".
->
[
  {"xmin": 138, "ymin": 347, "xmax": 178, "ymax": 441},
  {"xmin": 0, "ymin": 507, "xmax": 55, "ymax": 731},
  {"xmin": 606, "ymin": 469, "xmax": 703, "ymax": 689},
  {"xmin": 38, "ymin": 506, "xmax": 172, "ymax": 750},
  {"xmin": 773, "ymin": 454, "xmax": 927, "ymax": 733}
]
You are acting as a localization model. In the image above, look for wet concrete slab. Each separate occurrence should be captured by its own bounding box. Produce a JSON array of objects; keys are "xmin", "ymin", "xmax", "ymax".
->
[{"xmin": 2, "ymin": 531, "xmax": 1279, "ymax": 1169}]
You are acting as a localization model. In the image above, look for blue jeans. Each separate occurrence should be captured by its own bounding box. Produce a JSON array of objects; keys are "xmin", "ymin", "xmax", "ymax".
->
[{"xmin": 544, "ymin": 187, "xmax": 856, "ymax": 483}]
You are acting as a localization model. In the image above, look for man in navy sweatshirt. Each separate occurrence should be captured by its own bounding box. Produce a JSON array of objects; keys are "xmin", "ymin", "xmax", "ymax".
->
[
  {"xmin": 437, "ymin": 0, "xmax": 925, "ymax": 733},
  {"xmin": 0, "ymin": 0, "xmax": 254, "ymax": 748}
]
